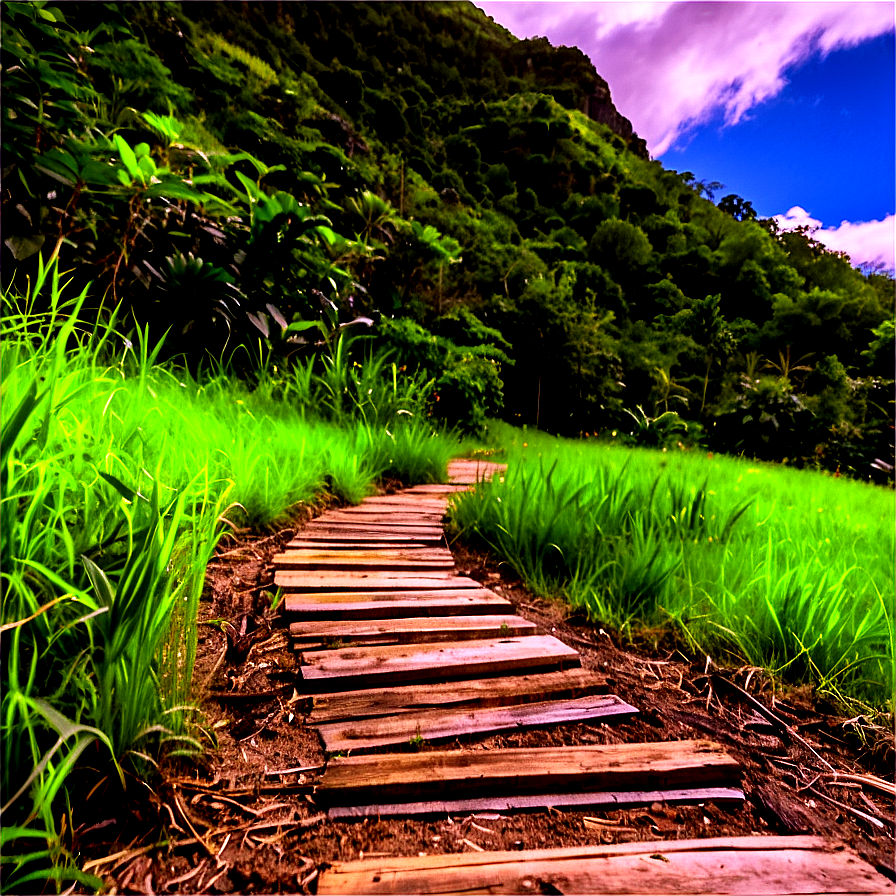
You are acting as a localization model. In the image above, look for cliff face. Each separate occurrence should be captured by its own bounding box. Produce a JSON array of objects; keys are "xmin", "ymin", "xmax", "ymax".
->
[
  {"xmin": 586, "ymin": 84, "xmax": 649, "ymax": 159},
  {"xmin": 500, "ymin": 30, "xmax": 648, "ymax": 159}
]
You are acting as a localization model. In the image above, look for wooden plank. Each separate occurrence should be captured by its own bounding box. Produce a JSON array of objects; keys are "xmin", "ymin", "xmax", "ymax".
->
[
  {"xmin": 300, "ymin": 635, "xmax": 580, "ymax": 691},
  {"xmin": 317, "ymin": 740, "xmax": 739, "ymax": 805},
  {"xmin": 315, "ymin": 511, "xmax": 446, "ymax": 525},
  {"xmin": 292, "ymin": 526, "xmax": 444, "ymax": 538},
  {"xmin": 285, "ymin": 593, "xmax": 514, "ymax": 621},
  {"xmin": 307, "ymin": 669, "xmax": 608, "ymax": 724},
  {"xmin": 317, "ymin": 835, "xmax": 891, "ymax": 895},
  {"xmin": 288, "ymin": 541, "xmax": 444, "ymax": 551},
  {"xmin": 275, "ymin": 547, "xmax": 455, "ymax": 561},
  {"xmin": 275, "ymin": 570, "xmax": 471, "ymax": 591},
  {"xmin": 402, "ymin": 485, "xmax": 468, "ymax": 494},
  {"xmin": 301, "ymin": 521, "xmax": 444, "ymax": 531},
  {"xmin": 290, "ymin": 614, "xmax": 537, "ymax": 644},
  {"xmin": 273, "ymin": 549, "xmax": 455, "ymax": 572},
  {"xmin": 328, "ymin": 786, "xmax": 746, "ymax": 820},
  {"xmin": 362, "ymin": 494, "xmax": 450, "ymax": 503},
  {"xmin": 276, "ymin": 558, "xmax": 456, "ymax": 572},
  {"xmin": 318, "ymin": 694, "xmax": 638, "ymax": 752}
]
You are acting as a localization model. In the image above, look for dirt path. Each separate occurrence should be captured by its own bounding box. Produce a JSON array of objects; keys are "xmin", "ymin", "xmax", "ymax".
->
[{"xmin": 84, "ymin": 462, "xmax": 895, "ymax": 894}]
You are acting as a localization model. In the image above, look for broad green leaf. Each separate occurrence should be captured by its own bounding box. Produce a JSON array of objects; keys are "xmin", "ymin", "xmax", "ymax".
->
[
  {"xmin": 113, "ymin": 134, "xmax": 142, "ymax": 183},
  {"xmin": 138, "ymin": 155, "xmax": 157, "ymax": 178},
  {"xmin": 234, "ymin": 170, "xmax": 261, "ymax": 202},
  {"xmin": 144, "ymin": 182, "xmax": 203, "ymax": 202},
  {"xmin": 285, "ymin": 320, "xmax": 319, "ymax": 334}
]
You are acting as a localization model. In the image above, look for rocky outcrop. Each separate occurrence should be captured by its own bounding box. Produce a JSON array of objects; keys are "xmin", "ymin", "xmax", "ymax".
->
[{"xmin": 586, "ymin": 84, "xmax": 649, "ymax": 159}]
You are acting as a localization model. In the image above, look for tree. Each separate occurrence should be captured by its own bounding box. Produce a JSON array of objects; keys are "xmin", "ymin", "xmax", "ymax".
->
[{"xmin": 717, "ymin": 193, "xmax": 757, "ymax": 222}]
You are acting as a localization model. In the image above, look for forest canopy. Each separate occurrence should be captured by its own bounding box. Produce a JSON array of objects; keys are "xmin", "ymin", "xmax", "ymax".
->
[{"xmin": 2, "ymin": 0, "xmax": 893, "ymax": 477}]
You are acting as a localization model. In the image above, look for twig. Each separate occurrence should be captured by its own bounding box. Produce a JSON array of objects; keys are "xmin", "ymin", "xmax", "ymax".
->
[
  {"xmin": 172, "ymin": 790, "xmax": 215, "ymax": 858},
  {"xmin": 822, "ymin": 772, "xmax": 896, "ymax": 800},
  {"xmin": 712, "ymin": 674, "xmax": 835, "ymax": 773},
  {"xmin": 461, "ymin": 838, "xmax": 484, "ymax": 852},
  {"xmin": 806, "ymin": 786, "xmax": 886, "ymax": 830},
  {"xmin": 82, "ymin": 840, "xmax": 171, "ymax": 874},
  {"xmin": 195, "ymin": 792, "xmax": 262, "ymax": 817},
  {"xmin": 265, "ymin": 765, "xmax": 325, "ymax": 777},
  {"xmin": 163, "ymin": 860, "xmax": 207, "ymax": 890}
]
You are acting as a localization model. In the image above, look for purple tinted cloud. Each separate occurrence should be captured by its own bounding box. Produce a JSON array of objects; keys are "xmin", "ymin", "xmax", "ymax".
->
[
  {"xmin": 477, "ymin": 2, "xmax": 894, "ymax": 155},
  {"xmin": 774, "ymin": 208, "xmax": 896, "ymax": 271}
]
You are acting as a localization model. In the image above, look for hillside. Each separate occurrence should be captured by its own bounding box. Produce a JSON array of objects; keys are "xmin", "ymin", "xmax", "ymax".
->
[{"xmin": 2, "ymin": 0, "xmax": 893, "ymax": 476}]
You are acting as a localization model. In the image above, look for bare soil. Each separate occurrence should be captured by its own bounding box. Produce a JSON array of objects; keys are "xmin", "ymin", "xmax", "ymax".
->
[{"xmin": 81, "ymin": 496, "xmax": 895, "ymax": 895}]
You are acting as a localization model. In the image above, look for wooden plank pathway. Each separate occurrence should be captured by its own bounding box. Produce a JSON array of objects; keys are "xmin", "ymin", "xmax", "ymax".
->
[
  {"xmin": 317, "ymin": 836, "xmax": 891, "ymax": 895},
  {"xmin": 275, "ymin": 459, "xmax": 890, "ymax": 894}
]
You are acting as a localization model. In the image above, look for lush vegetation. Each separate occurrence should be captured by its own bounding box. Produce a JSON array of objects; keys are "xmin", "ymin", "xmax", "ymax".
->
[
  {"xmin": 0, "ymin": 258, "xmax": 457, "ymax": 891},
  {"xmin": 450, "ymin": 424, "xmax": 894, "ymax": 710},
  {"xmin": 2, "ymin": 1, "xmax": 892, "ymax": 470},
  {"xmin": 1, "ymin": 1, "xmax": 893, "ymax": 889}
]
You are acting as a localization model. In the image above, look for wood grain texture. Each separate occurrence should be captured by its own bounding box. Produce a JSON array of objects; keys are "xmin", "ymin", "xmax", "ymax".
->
[
  {"xmin": 284, "ymin": 590, "xmax": 514, "ymax": 619},
  {"xmin": 317, "ymin": 694, "xmax": 638, "ymax": 752},
  {"xmin": 300, "ymin": 635, "xmax": 580, "ymax": 691},
  {"xmin": 273, "ymin": 548, "xmax": 455, "ymax": 571},
  {"xmin": 290, "ymin": 614, "xmax": 537, "ymax": 645},
  {"xmin": 287, "ymin": 541, "xmax": 444, "ymax": 552},
  {"xmin": 275, "ymin": 570, "xmax": 472, "ymax": 591},
  {"xmin": 306, "ymin": 669, "xmax": 608, "ymax": 724},
  {"xmin": 310, "ymin": 511, "xmax": 446, "ymax": 525},
  {"xmin": 327, "ymin": 787, "xmax": 745, "ymax": 820},
  {"xmin": 317, "ymin": 740, "xmax": 738, "ymax": 805},
  {"xmin": 317, "ymin": 835, "xmax": 890, "ymax": 895}
]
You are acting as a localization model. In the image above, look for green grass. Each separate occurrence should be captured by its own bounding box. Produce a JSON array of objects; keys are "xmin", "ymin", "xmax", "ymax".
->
[
  {"xmin": 0, "ymin": 257, "xmax": 459, "ymax": 892},
  {"xmin": 450, "ymin": 422, "xmax": 894, "ymax": 710}
]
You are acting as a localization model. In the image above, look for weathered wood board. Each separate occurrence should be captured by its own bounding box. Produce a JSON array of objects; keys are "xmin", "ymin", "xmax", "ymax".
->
[
  {"xmin": 298, "ymin": 521, "xmax": 444, "ymax": 532},
  {"xmin": 348, "ymin": 497, "xmax": 449, "ymax": 510},
  {"xmin": 306, "ymin": 669, "xmax": 608, "ymax": 724},
  {"xmin": 317, "ymin": 693, "xmax": 638, "ymax": 752},
  {"xmin": 284, "ymin": 589, "xmax": 514, "ymax": 619},
  {"xmin": 317, "ymin": 740, "xmax": 739, "ymax": 805},
  {"xmin": 275, "ymin": 570, "xmax": 471, "ymax": 591},
  {"xmin": 310, "ymin": 510, "xmax": 446, "ymax": 525},
  {"xmin": 290, "ymin": 614, "xmax": 537, "ymax": 645},
  {"xmin": 401, "ymin": 484, "xmax": 468, "ymax": 494},
  {"xmin": 272, "ymin": 548, "xmax": 455, "ymax": 571},
  {"xmin": 287, "ymin": 541, "xmax": 444, "ymax": 552},
  {"xmin": 328, "ymin": 787, "xmax": 746, "ymax": 820},
  {"xmin": 316, "ymin": 835, "xmax": 891, "ymax": 894},
  {"xmin": 299, "ymin": 635, "xmax": 580, "ymax": 691}
]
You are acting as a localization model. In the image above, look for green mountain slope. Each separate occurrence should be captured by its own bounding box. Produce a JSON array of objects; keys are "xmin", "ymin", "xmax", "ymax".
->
[{"xmin": 2, "ymin": 0, "xmax": 893, "ymax": 476}]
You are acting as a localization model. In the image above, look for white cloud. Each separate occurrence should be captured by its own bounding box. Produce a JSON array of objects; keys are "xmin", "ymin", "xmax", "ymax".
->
[
  {"xmin": 477, "ymin": 2, "xmax": 895, "ymax": 155},
  {"xmin": 773, "ymin": 206, "xmax": 896, "ymax": 271}
]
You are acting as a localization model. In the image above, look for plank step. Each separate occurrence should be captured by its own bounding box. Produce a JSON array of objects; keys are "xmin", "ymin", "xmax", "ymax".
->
[
  {"xmin": 299, "ymin": 635, "xmax": 580, "ymax": 691},
  {"xmin": 328, "ymin": 786, "xmax": 746, "ymax": 820},
  {"xmin": 317, "ymin": 740, "xmax": 739, "ymax": 805},
  {"xmin": 287, "ymin": 540, "xmax": 445, "ymax": 551},
  {"xmin": 273, "ymin": 548, "xmax": 455, "ymax": 572},
  {"xmin": 290, "ymin": 614, "xmax": 537, "ymax": 645},
  {"xmin": 316, "ymin": 835, "xmax": 891, "ymax": 895},
  {"xmin": 284, "ymin": 590, "xmax": 514, "ymax": 620},
  {"xmin": 317, "ymin": 693, "xmax": 638, "ymax": 752},
  {"xmin": 275, "ymin": 571, "xmax": 476, "ymax": 592},
  {"xmin": 312, "ymin": 512, "xmax": 446, "ymax": 526},
  {"xmin": 306, "ymin": 669, "xmax": 608, "ymax": 725}
]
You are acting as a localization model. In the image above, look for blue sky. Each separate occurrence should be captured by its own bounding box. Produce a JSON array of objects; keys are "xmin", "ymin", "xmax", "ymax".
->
[
  {"xmin": 477, "ymin": 2, "xmax": 895, "ymax": 270},
  {"xmin": 663, "ymin": 32, "xmax": 895, "ymax": 224}
]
